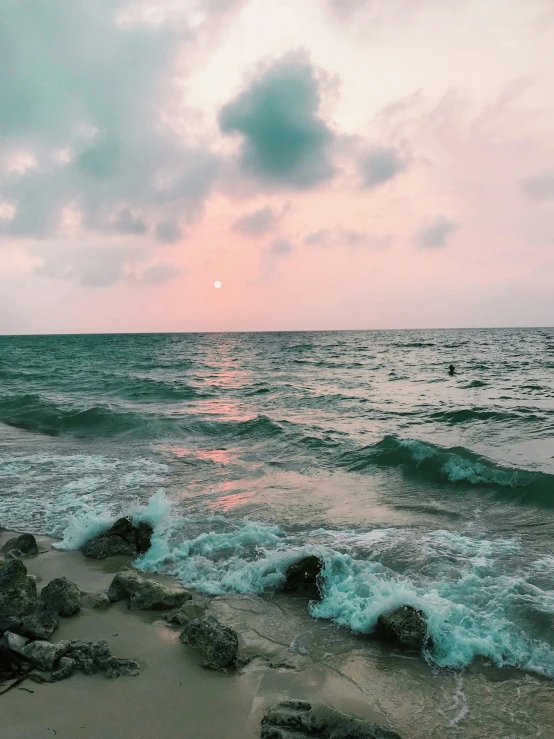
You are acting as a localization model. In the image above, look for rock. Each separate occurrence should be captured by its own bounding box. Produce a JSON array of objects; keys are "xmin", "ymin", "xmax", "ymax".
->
[
  {"xmin": 4, "ymin": 631, "xmax": 29, "ymax": 653},
  {"xmin": 376, "ymin": 606, "xmax": 430, "ymax": 652},
  {"xmin": 166, "ymin": 601, "xmax": 206, "ymax": 626},
  {"xmin": 281, "ymin": 556, "xmax": 324, "ymax": 599},
  {"xmin": 14, "ymin": 611, "xmax": 59, "ymax": 640},
  {"xmin": 51, "ymin": 656, "xmax": 75, "ymax": 682},
  {"xmin": 136, "ymin": 522, "xmax": 153, "ymax": 554},
  {"xmin": 40, "ymin": 577, "xmax": 81, "ymax": 617},
  {"xmin": 179, "ymin": 615, "xmax": 238, "ymax": 670},
  {"xmin": 68, "ymin": 639, "xmax": 139, "ymax": 678},
  {"xmin": 70, "ymin": 649, "xmax": 97, "ymax": 676},
  {"xmin": 0, "ymin": 559, "xmax": 37, "ymax": 619},
  {"xmin": 261, "ymin": 700, "xmax": 403, "ymax": 739},
  {"xmin": 1, "ymin": 533, "xmax": 39, "ymax": 557},
  {"xmin": 82, "ymin": 518, "xmax": 153, "ymax": 560},
  {"xmin": 6, "ymin": 549, "xmax": 23, "ymax": 560},
  {"xmin": 107, "ymin": 568, "xmax": 192, "ymax": 610},
  {"xmin": 0, "ymin": 559, "xmax": 58, "ymax": 639},
  {"xmin": 80, "ymin": 591, "xmax": 111, "ymax": 610},
  {"xmin": 20, "ymin": 639, "xmax": 71, "ymax": 671}
]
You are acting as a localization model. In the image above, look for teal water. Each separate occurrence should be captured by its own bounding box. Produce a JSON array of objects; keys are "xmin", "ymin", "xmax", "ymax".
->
[{"xmin": 1, "ymin": 329, "xmax": 554, "ymax": 680}]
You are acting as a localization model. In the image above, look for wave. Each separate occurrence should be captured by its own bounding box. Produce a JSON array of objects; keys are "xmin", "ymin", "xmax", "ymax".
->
[
  {"xmin": 50, "ymin": 492, "xmax": 554, "ymax": 679},
  {"xmin": 338, "ymin": 435, "xmax": 554, "ymax": 506},
  {"xmin": 195, "ymin": 414, "xmax": 283, "ymax": 439},
  {"xmin": 0, "ymin": 394, "xmax": 143, "ymax": 438},
  {"xmin": 0, "ymin": 392, "xmax": 287, "ymax": 441},
  {"xmin": 394, "ymin": 342, "xmax": 436, "ymax": 348},
  {"xmin": 428, "ymin": 407, "xmax": 543, "ymax": 424},
  {"xmin": 100, "ymin": 373, "xmax": 208, "ymax": 402},
  {"xmin": 462, "ymin": 380, "xmax": 487, "ymax": 389}
]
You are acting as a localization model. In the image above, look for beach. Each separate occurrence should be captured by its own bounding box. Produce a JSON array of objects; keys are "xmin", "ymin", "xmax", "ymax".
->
[{"xmin": 2, "ymin": 528, "xmax": 554, "ymax": 739}]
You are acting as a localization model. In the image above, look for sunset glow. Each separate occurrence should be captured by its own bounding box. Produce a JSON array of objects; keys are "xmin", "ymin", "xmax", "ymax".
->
[{"xmin": 0, "ymin": 0, "xmax": 552, "ymax": 333}]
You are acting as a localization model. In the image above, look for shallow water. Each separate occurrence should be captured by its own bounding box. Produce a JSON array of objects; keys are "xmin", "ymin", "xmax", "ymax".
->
[{"xmin": 1, "ymin": 329, "xmax": 554, "ymax": 732}]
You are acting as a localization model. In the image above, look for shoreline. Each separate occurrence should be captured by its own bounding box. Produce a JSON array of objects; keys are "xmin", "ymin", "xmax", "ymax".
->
[
  {"xmin": 0, "ymin": 530, "xmax": 397, "ymax": 739},
  {"xmin": 2, "ymin": 529, "xmax": 554, "ymax": 738}
]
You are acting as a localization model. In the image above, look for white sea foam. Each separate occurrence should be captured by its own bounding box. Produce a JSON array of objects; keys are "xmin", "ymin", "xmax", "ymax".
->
[{"xmin": 6, "ymin": 474, "xmax": 554, "ymax": 679}]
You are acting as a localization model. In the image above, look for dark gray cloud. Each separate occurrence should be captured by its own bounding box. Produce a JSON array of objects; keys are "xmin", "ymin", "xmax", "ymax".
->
[
  {"xmin": 219, "ymin": 53, "xmax": 335, "ymax": 189},
  {"xmin": 231, "ymin": 205, "xmax": 284, "ymax": 236},
  {"xmin": 360, "ymin": 146, "xmax": 406, "ymax": 188},
  {"xmin": 520, "ymin": 170, "xmax": 554, "ymax": 202},
  {"xmin": 414, "ymin": 216, "xmax": 459, "ymax": 248},
  {"xmin": 305, "ymin": 226, "xmax": 393, "ymax": 249},
  {"xmin": 112, "ymin": 208, "xmax": 149, "ymax": 235}
]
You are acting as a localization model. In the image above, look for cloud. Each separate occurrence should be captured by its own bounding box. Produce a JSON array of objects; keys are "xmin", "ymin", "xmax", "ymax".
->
[
  {"xmin": 268, "ymin": 237, "xmax": 295, "ymax": 256},
  {"xmin": 112, "ymin": 208, "xmax": 149, "ymax": 235},
  {"xmin": 414, "ymin": 216, "xmax": 459, "ymax": 248},
  {"xmin": 231, "ymin": 204, "xmax": 290, "ymax": 236},
  {"xmin": 327, "ymin": 0, "xmax": 451, "ymax": 23},
  {"xmin": 0, "ymin": 0, "xmax": 220, "ymax": 243},
  {"xmin": 327, "ymin": 0, "xmax": 368, "ymax": 20},
  {"xmin": 305, "ymin": 226, "xmax": 393, "ymax": 249},
  {"xmin": 155, "ymin": 218, "xmax": 182, "ymax": 243},
  {"xmin": 32, "ymin": 238, "xmax": 182, "ymax": 287},
  {"xmin": 219, "ymin": 53, "xmax": 336, "ymax": 189},
  {"xmin": 33, "ymin": 241, "xmax": 146, "ymax": 287},
  {"xmin": 520, "ymin": 170, "xmax": 554, "ymax": 202},
  {"xmin": 140, "ymin": 262, "xmax": 181, "ymax": 284},
  {"xmin": 359, "ymin": 146, "xmax": 406, "ymax": 188}
]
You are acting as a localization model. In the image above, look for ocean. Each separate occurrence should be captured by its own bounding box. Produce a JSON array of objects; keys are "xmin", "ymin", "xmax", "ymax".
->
[{"xmin": 1, "ymin": 328, "xmax": 554, "ymax": 731}]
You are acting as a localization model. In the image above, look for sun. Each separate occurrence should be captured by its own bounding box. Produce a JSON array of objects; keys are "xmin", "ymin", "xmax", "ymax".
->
[{"xmin": 214, "ymin": 280, "xmax": 222, "ymax": 289}]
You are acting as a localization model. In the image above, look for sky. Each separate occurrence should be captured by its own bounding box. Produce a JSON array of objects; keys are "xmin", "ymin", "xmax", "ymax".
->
[{"xmin": 1, "ymin": 0, "xmax": 553, "ymax": 334}]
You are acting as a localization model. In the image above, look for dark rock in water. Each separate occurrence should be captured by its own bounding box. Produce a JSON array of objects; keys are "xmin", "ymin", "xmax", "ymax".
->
[
  {"xmin": 281, "ymin": 556, "xmax": 324, "ymax": 599},
  {"xmin": 376, "ymin": 606, "xmax": 430, "ymax": 652},
  {"xmin": 51, "ymin": 656, "xmax": 76, "ymax": 682},
  {"xmin": 0, "ymin": 559, "xmax": 59, "ymax": 639},
  {"xmin": 261, "ymin": 700, "xmax": 403, "ymax": 739},
  {"xmin": 179, "ymin": 615, "xmax": 239, "ymax": 670},
  {"xmin": 1, "ymin": 533, "xmax": 39, "ymax": 557},
  {"xmin": 82, "ymin": 518, "xmax": 154, "ymax": 560},
  {"xmin": 40, "ymin": 577, "xmax": 81, "ymax": 617},
  {"xmin": 136, "ymin": 522, "xmax": 153, "ymax": 554},
  {"xmin": 107, "ymin": 567, "xmax": 192, "ymax": 610}
]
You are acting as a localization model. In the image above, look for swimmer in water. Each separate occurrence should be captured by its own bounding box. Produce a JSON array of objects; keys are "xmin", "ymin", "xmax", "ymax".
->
[{"xmin": 448, "ymin": 364, "xmax": 456, "ymax": 376}]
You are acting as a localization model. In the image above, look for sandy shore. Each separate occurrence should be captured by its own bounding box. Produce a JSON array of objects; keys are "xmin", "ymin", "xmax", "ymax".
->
[
  {"xmin": 0, "ymin": 531, "xmax": 393, "ymax": 739},
  {"xmin": 2, "ymin": 530, "xmax": 554, "ymax": 739}
]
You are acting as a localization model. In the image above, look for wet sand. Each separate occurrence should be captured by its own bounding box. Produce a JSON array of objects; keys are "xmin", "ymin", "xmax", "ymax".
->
[{"xmin": 2, "ymin": 531, "xmax": 554, "ymax": 739}]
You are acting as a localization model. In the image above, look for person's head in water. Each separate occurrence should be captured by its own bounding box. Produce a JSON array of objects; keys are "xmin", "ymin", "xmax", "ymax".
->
[{"xmin": 448, "ymin": 364, "xmax": 455, "ymax": 375}]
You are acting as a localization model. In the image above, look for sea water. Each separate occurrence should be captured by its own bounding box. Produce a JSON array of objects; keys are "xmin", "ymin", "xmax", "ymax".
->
[{"xmin": 1, "ymin": 329, "xmax": 554, "ymax": 728}]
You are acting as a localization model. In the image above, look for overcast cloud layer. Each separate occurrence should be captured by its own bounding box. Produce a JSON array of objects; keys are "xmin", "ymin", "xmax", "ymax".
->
[{"xmin": 1, "ymin": 0, "xmax": 553, "ymax": 332}]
